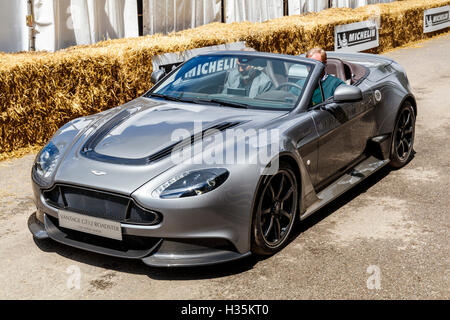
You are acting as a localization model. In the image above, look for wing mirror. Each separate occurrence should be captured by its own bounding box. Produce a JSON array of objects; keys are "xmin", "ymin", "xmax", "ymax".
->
[
  {"xmin": 151, "ymin": 70, "xmax": 166, "ymax": 85},
  {"xmin": 333, "ymin": 84, "xmax": 363, "ymax": 102}
]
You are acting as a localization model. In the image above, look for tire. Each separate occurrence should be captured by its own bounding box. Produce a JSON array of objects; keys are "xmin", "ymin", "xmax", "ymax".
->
[
  {"xmin": 251, "ymin": 161, "xmax": 298, "ymax": 256},
  {"xmin": 389, "ymin": 101, "xmax": 416, "ymax": 168}
]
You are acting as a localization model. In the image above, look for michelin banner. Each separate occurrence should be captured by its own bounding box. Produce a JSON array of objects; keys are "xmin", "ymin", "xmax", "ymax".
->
[
  {"xmin": 152, "ymin": 41, "xmax": 246, "ymax": 73},
  {"xmin": 424, "ymin": 5, "xmax": 450, "ymax": 33},
  {"xmin": 334, "ymin": 20, "xmax": 379, "ymax": 53}
]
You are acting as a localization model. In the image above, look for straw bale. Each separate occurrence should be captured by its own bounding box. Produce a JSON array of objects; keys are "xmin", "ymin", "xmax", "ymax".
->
[{"xmin": 0, "ymin": 0, "xmax": 449, "ymax": 157}]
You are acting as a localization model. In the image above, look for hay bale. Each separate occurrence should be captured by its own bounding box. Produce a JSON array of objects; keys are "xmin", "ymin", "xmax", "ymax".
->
[{"xmin": 0, "ymin": 0, "xmax": 449, "ymax": 156}]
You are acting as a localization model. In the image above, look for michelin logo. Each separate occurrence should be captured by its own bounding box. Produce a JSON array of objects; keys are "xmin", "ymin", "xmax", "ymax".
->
[
  {"xmin": 335, "ymin": 21, "xmax": 379, "ymax": 52},
  {"xmin": 424, "ymin": 6, "xmax": 450, "ymax": 33},
  {"xmin": 337, "ymin": 28, "xmax": 377, "ymax": 49},
  {"xmin": 184, "ymin": 58, "xmax": 237, "ymax": 79}
]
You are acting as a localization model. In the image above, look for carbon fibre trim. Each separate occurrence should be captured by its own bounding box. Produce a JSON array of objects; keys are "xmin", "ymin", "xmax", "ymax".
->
[
  {"xmin": 302, "ymin": 156, "xmax": 389, "ymax": 220},
  {"xmin": 142, "ymin": 239, "xmax": 251, "ymax": 267}
]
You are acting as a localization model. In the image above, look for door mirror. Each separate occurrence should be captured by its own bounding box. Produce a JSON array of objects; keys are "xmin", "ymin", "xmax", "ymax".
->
[
  {"xmin": 333, "ymin": 84, "xmax": 363, "ymax": 102},
  {"xmin": 151, "ymin": 70, "xmax": 166, "ymax": 85}
]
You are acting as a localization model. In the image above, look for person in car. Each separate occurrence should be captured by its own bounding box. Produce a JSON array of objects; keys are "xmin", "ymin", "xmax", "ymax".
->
[
  {"xmin": 223, "ymin": 55, "xmax": 273, "ymax": 98},
  {"xmin": 291, "ymin": 47, "xmax": 345, "ymax": 105}
]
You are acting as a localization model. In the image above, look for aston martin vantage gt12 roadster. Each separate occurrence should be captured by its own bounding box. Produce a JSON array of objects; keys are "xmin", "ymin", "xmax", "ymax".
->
[{"xmin": 28, "ymin": 50, "xmax": 416, "ymax": 267}]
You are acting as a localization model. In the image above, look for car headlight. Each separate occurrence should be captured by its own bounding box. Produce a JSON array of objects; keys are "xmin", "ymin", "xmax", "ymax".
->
[
  {"xmin": 35, "ymin": 141, "xmax": 61, "ymax": 179},
  {"xmin": 152, "ymin": 168, "xmax": 229, "ymax": 199},
  {"xmin": 32, "ymin": 117, "xmax": 92, "ymax": 186}
]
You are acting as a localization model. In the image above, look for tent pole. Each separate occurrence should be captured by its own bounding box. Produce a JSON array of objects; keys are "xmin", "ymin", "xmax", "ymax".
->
[
  {"xmin": 26, "ymin": 0, "xmax": 36, "ymax": 51},
  {"xmin": 221, "ymin": 0, "xmax": 225, "ymax": 23},
  {"xmin": 284, "ymin": 0, "xmax": 289, "ymax": 16}
]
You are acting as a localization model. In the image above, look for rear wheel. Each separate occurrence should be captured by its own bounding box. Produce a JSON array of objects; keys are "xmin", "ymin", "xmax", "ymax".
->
[
  {"xmin": 389, "ymin": 101, "xmax": 416, "ymax": 168},
  {"xmin": 251, "ymin": 161, "xmax": 298, "ymax": 256}
]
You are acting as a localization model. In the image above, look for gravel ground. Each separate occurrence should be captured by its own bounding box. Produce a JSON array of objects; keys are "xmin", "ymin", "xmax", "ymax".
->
[{"xmin": 0, "ymin": 34, "xmax": 449, "ymax": 300}]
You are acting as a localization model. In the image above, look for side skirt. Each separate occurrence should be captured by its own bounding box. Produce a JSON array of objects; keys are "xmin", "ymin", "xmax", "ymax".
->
[{"xmin": 300, "ymin": 156, "xmax": 389, "ymax": 221}]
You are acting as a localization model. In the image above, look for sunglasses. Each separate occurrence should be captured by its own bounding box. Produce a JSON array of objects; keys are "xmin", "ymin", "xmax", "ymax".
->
[{"xmin": 237, "ymin": 62, "xmax": 250, "ymax": 69}]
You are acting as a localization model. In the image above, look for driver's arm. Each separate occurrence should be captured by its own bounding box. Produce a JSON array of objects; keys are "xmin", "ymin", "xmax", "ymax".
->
[
  {"xmin": 323, "ymin": 76, "xmax": 346, "ymax": 100},
  {"xmin": 222, "ymin": 69, "xmax": 240, "ymax": 93},
  {"xmin": 289, "ymin": 78, "xmax": 306, "ymax": 96}
]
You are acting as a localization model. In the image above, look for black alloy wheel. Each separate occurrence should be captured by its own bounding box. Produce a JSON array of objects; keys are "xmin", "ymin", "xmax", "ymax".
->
[
  {"xmin": 390, "ymin": 101, "xmax": 416, "ymax": 168},
  {"xmin": 251, "ymin": 161, "xmax": 298, "ymax": 255}
]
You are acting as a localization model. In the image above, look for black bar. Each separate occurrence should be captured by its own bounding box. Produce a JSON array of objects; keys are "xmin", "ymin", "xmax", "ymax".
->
[
  {"xmin": 221, "ymin": 0, "xmax": 225, "ymax": 23},
  {"xmin": 284, "ymin": 0, "xmax": 289, "ymax": 16},
  {"xmin": 137, "ymin": 0, "xmax": 143, "ymax": 36},
  {"xmin": 0, "ymin": 300, "xmax": 444, "ymax": 319}
]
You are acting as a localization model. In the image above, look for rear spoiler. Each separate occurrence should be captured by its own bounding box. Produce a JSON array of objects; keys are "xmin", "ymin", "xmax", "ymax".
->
[{"xmin": 152, "ymin": 41, "xmax": 247, "ymax": 73}]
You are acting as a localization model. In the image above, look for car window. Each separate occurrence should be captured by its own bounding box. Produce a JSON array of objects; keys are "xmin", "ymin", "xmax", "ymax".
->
[
  {"xmin": 306, "ymin": 80, "xmax": 324, "ymax": 108},
  {"xmin": 147, "ymin": 54, "xmax": 315, "ymax": 111}
]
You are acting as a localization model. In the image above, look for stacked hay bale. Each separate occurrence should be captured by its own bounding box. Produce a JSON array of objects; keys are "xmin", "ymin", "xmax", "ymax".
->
[{"xmin": 0, "ymin": 0, "xmax": 449, "ymax": 157}]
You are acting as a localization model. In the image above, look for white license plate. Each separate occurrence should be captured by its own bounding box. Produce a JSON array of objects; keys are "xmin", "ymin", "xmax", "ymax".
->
[{"xmin": 58, "ymin": 210, "xmax": 122, "ymax": 241}]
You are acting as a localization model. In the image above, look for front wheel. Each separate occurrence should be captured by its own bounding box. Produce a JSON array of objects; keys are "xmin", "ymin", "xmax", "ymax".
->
[
  {"xmin": 389, "ymin": 101, "xmax": 416, "ymax": 168},
  {"xmin": 251, "ymin": 161, "xmax": 298, "ymax": 256}
]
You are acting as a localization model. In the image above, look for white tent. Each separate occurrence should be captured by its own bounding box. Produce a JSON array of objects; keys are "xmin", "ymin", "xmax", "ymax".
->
[
  {"xmin": 141, "ymin": 0, "xmax": 284, "ymax": 33},
  {"xmin": 141, "ymin": 0, "xmax": 396, "ymax": 33},
  {"xmin": 224, "ymin": 0, "xmax": 284, "ymax": 23},
  {"xmin": 332, "ymin": 0, "xmax": 395, "ymax": 9},
  {"xmin": 34, "ymin": 0, "xmax": 139, "ymax": 51},
  {"xmin": 142, "ymin": 0, "xmax": 222, "ymax": 35},
  {"xmin": 288, "ymin": 0, "xmax": 395, "ymax": 15},
  {"xmin": 0, "ymin": 0, "xmax": 139, "ymax": 52},
  {"xmin": 288, "ymin": 0, "xmax": 328, "ymax": 14},
  {"xmin": 0, "ymin": 0, "xmax": 397, "ymax": 53},
  {"xmin": 0, "ymin": 0, "xmax": 28, "ymax": 52}
]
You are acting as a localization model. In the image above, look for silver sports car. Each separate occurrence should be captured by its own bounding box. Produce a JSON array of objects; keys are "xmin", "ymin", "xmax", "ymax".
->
[{"xmin": 28, "ymin": 50, "xmax": 416, "ymax": 267}]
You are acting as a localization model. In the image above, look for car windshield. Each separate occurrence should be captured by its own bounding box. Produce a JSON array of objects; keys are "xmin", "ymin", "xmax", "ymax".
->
[{"xmin": 146, "ymin": 54, "xmax": 314, "ymax": 111}]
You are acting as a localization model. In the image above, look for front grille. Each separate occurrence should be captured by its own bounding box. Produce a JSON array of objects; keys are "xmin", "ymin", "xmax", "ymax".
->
[{"xmin": 43, "ymin": 184, "xmax": 162, "ymax": 225}]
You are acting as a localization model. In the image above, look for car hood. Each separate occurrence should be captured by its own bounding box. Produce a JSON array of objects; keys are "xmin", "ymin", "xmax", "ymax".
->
[{"xmin": 54, "ymin": 97, "xmax": 285, "ymax": 195}]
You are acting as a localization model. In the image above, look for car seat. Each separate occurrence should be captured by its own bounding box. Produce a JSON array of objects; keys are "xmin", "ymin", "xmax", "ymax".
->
[{"xmin": 326, "ymin": 58, "xmax": 347, "ymax": 82}]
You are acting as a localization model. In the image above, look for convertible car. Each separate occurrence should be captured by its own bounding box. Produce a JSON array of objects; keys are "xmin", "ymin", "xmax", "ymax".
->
[{"xmin": 28, "ymin": 49, "xmax": 416, "ymax": 267}]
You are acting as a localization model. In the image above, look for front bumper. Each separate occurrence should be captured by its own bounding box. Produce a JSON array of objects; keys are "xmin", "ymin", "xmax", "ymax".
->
[
  {"xmin": 30, "ymin": 171, "xmax": 254, "ymax": 267},
  {"xmin": 28, "ymin": 212, "xmax": 251, "ymax": 267}
]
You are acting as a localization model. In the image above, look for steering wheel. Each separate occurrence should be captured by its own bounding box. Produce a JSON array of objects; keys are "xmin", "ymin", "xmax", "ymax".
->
[{"xmin": 275, "ymin": 82, "xmax": 304, "ymax": 93}]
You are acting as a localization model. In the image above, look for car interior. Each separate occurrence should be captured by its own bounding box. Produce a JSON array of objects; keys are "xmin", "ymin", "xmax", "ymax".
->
[
  {"xmin": 158, "ymin": 56, "xmax": 368, "ymax": 109},
  {"xmin": 255, "ymin": 58, "xmax": 369, "ymax": 106},
  {"xmin": 325, "ymin": 58, "xmax": 368, "ymax": 85},
  {"xmin": 265, "ymin": 57, "xmax": 367, "ymax": 87}
]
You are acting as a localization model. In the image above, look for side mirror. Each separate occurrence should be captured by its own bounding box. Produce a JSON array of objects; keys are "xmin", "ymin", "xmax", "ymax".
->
[
  {"xmin": 151, "ymin": 70, "xmax": 166, "ymax": 85},
  {"xmin": 333, "ymin": 84, "xmax": 363, "ymax": 102}
]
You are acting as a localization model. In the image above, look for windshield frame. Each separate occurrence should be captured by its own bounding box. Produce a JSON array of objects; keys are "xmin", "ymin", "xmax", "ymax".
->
[{"xmin": 145, "ymin": 51, "xmax": 318, "ymax": 112}]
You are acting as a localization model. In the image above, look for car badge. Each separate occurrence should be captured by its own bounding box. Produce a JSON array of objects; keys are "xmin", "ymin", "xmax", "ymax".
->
[
  {"xmin": 91, "ymin": 170, "xmax": 107, "ymax": 176},
  {"xmin": 374, "ymin": 90, "xmax": 382, "ymax": 102}
]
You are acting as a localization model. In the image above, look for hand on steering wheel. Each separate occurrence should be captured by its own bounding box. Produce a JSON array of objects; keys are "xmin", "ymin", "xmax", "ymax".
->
[{"xmin": 275, "ymin": 82, "xmax": 303, "ymax": 94}]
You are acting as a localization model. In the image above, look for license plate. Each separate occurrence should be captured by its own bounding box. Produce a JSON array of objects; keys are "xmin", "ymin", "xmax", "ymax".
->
[{"xmin": 58, "ymin": 210, "xmax": 122, "ymax": 241}]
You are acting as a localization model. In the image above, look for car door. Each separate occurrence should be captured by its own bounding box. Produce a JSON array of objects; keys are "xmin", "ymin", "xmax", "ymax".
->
[
  {"xmin": 311, "ymin": 102, "xmax": 357, "ymax": 187},
  {"xmin": 310, "ymin": 86, "xmax": 375, "ymax": 188}
]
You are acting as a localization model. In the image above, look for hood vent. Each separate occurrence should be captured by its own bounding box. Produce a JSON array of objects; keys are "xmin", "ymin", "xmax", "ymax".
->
[
  {"xmin": 147, "ymin": 121, "xmax": 242, "ymax": 163},
  {"xmin": 81, "ymin": 121, "xmax": 242, "ymax": 166}
]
